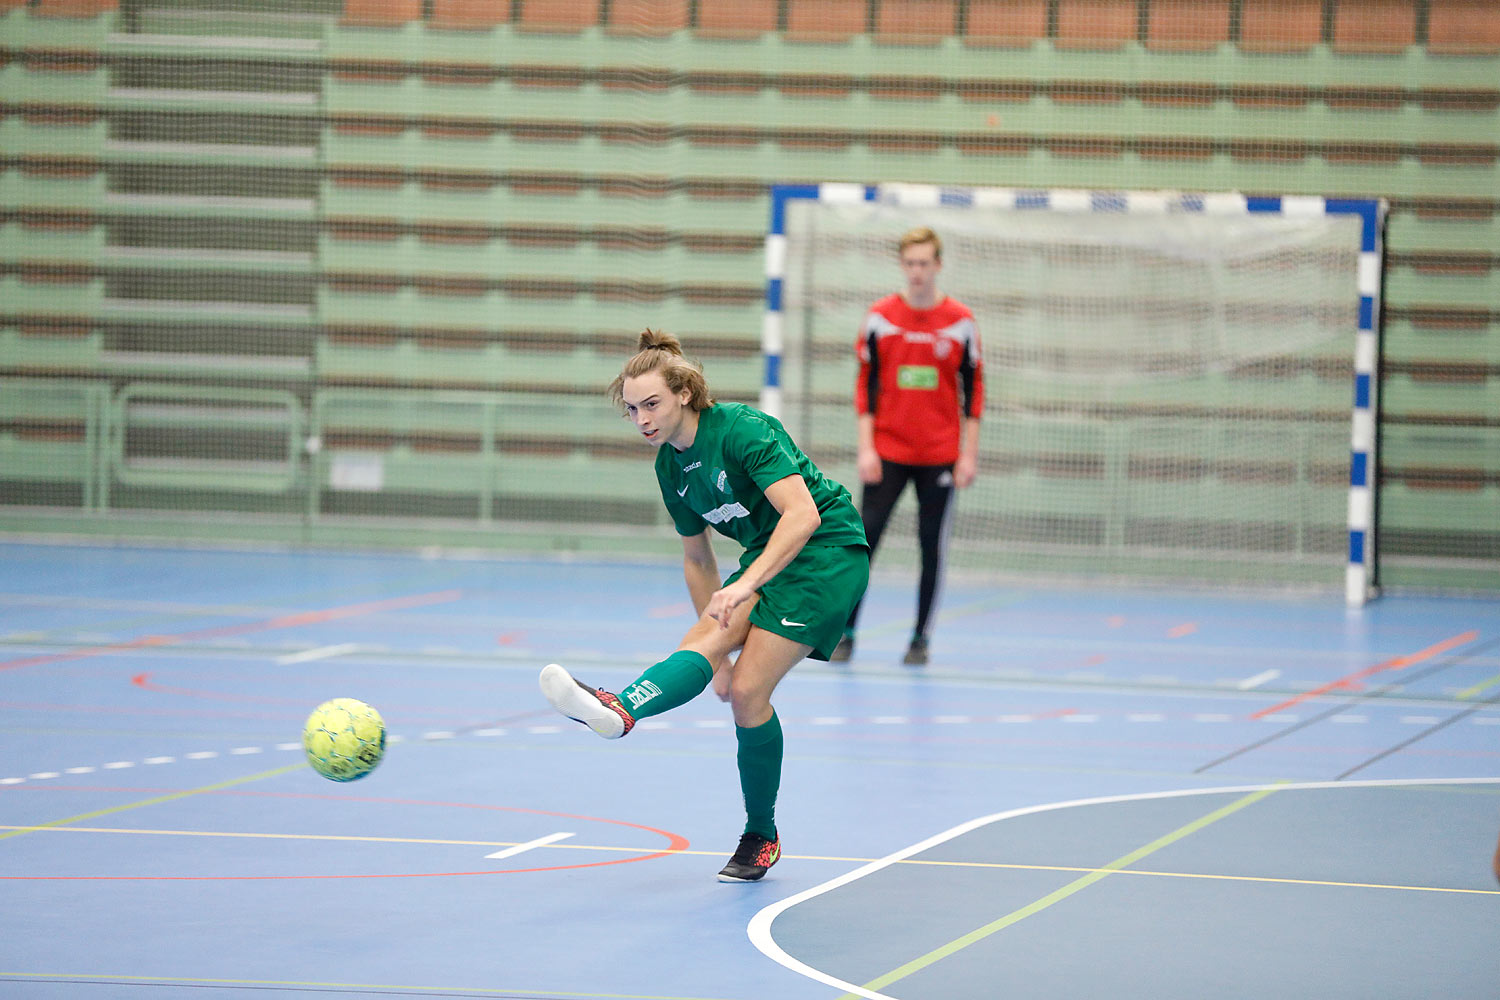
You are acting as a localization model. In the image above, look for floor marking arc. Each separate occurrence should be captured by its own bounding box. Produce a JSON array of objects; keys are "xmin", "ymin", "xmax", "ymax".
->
[
  {"xmin": 851, "ymin": 785, "xmax": 1282, "ymax": 998},
  {"xmin": 746, "ymin": 777, "xmax": 1500, "ymax": 1000}
]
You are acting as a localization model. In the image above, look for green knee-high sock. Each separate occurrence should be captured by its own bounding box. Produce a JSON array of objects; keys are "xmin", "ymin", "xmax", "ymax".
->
[
  {"xmin": 618, "ymin": 650, "xmax": 713, "ymax": 720},
  {"xmin": 737, "ymin": 711, "xmax": 783, "ymax": 841}
]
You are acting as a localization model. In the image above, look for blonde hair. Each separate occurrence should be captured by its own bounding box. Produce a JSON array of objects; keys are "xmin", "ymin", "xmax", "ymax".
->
[
  {"xmin": 608, "ymin": 329, "xmax": 714, "ymax": 412},
  {"xmin": 899, "ymin": 226, "xmax": 942, "ymax": 261}
]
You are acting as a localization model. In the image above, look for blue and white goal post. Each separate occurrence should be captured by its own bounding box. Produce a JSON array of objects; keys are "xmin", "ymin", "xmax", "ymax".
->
[{"xmin": 762, "ymin": 183, "xmax": 1387, "ymax": 606}]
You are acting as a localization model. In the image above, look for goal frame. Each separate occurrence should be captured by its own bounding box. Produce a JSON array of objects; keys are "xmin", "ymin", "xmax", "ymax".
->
[{"xmin": 761, "ymin": 183, "xmax": 1387, "ymax": 607}]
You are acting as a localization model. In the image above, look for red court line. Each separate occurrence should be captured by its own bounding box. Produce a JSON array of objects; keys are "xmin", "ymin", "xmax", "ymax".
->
[
  {"xmin": 1249, "ymin": 629, "xmax": 1480, "ymax": 720},
  {"xmin": 0, "ymin": 589, "xmax": 464, "ymax": 672}
]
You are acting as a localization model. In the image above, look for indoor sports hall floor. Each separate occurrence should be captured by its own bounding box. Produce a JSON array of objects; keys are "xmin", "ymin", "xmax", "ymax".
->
[{"xmin": 1, "ymin": 540, "xmax": 1497, "ymax": 999}]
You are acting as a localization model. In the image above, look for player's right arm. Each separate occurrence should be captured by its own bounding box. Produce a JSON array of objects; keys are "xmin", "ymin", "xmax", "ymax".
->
[
  {"xmin": 682, "ymin": 530, "xmax": 738, "ymax": 701},
  {"xmin": 681, "ymin": 530, "xmax": 720, "ymax": 618}
]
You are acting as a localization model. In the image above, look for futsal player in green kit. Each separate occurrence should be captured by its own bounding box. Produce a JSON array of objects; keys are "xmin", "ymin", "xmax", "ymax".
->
[{"xmin": 540, "ymin": 329, "xmax": 869, "ymax": 882}]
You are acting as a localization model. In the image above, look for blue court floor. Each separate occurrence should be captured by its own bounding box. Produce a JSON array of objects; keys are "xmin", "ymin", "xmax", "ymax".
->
[{"xmin": 0, "ymin": 541, "xmax": 1497, "ymax": 998}]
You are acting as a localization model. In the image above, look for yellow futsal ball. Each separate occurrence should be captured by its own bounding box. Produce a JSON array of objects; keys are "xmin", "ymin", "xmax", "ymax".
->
[{"xmin": 303, "ymin": 698, "xmax": 386, "ymax": 782}]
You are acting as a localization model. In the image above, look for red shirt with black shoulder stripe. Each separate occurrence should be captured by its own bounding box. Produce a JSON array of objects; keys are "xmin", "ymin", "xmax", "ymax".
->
[{"xmin": 855, "ymin": 294, "xmax": 984, "ymax": 467}]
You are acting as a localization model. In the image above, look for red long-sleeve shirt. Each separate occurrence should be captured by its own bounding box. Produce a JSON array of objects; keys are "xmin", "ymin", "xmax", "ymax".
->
[{"xmin": 855, "ymin": 294, "xmax": 984, "ymax": 467}]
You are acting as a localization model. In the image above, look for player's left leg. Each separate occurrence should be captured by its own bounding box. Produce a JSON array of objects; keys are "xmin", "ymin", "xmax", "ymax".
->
[
  {"xmin": 717, "ymin": 544, "xmax": 868, "ymax": 882},
  {"xmin": 716, "ymin": 626, "xmax": 809, "ymax": 882},
  {"xmin": 907, "ymin": 465, "xmax": 957, "ymax": 665}
]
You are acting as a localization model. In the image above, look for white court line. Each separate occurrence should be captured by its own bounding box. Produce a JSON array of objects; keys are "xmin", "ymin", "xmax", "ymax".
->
[
  {"xmin": 1237, "ymin": 668, "xmax": 1282, "ymax": 690},
  {"xmin": 275, "ymin": 643, "xmax": 359, "ymax": 665},
  {"xmin": 746, "ymin": 777, "xmax": 1500, "ymax": 1000},
  {"xmin": 484, "ymin": 832, "xmax": 574, "ymax": 860}
]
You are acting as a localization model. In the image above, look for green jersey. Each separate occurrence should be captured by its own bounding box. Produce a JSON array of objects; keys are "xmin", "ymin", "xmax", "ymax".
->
[{"xmin": 655, "ymin": 402, "xmax": 867, "ymax": 552}]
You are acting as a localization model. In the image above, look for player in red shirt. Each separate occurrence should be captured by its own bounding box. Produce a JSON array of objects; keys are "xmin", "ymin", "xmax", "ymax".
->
[{"xmin": 831, "ymin": 227, "xmax": 983, "ymax": 666}]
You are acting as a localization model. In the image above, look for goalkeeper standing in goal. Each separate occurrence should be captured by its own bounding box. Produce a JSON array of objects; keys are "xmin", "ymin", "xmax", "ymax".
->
[
  {"xmin": 540, "ymin": 329, "xmax": 869, "ymax": 882},
  {"xmin": 831, "ymin": 227, "xmax": 983, "ymax": 666}
]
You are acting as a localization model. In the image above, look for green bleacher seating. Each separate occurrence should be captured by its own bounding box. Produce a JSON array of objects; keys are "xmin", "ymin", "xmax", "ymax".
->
[
  {"xmin": 1428, "ymin": 0, "xmax": 1500, "ymax": 56},
  {"xmin": 785, "ymin": 0, "xmax": 865, "ymax": 43},
  {"xmin": 1331, "ymin": 0, "xmax": 1417, "ymax": 55},
  {"xmin": 107, "ymin": 382, "xmax": 304, "ymax": 493},
  {"xmin": 1145, "ymin": 0, "xmax": 1230, "ymax": 52},
  {"xmin": 35, "ymin": 0, "xmax": 117, "ymax": 18},
  {"xmin": 342, "ymin": 0, "xmax": 421, "ymax": 26},
  {"xmin": 872, "ymin": 0, "xmax": 956, "ymax": 45},
  {"xmin": 606, "ymin": 0, "xmax": 690, "ymax": 37},
  {"xmin": 0, "ymin": 1, "xmax": 1494, "ymax": 578},
  {"xmin": 1055, "ymin": 0, "xmax": 1137, "ymax": 51},
  {"xmin": 430, "ymin": 0, "xmax": 510, "ymax": 31},
  {"xmin": 0, "ymin": 376, "xmax": 107, "ymax": 507},
  {"xmin": 1239, "ymin": 0, "xmax": 1323, "ymax": 53},
  {"xmin": 964, "ymin": 0, "xmax": 1048, "ymax": 48},
  {"xmin": 694, "ymin": 0, "xmax": 777, "ymax": 38}
]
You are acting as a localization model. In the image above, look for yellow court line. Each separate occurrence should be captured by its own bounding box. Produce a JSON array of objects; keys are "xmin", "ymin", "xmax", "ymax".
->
[
  {"xmin": 0, "ymin": 973, "xmax": 729, "ymax": 1000},
  {"xmin": 9, "ymin": 823, "xmax": 1493, "ymax": 897},
  {"xmin": 847, "ymin": 785, "xmax": 1283, "ymax": 999},
  {"xmin": 0, "ymin": 824, "xmax": 670, "ymax": 854},
  {"xmin": 0, "ymin": 762, "xmax": 306, "ymax": 842}
]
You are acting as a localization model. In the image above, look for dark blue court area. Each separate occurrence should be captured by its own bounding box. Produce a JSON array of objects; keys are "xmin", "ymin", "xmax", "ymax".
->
[{"xmin": 1, "ymin": 542, "xmax": 1497, "ymax": 998}]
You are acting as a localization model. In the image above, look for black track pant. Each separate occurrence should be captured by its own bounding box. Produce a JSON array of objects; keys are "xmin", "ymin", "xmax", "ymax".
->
[{"xmin": 846, "ymin": 460, "xmax": 956, "ymax": 639}]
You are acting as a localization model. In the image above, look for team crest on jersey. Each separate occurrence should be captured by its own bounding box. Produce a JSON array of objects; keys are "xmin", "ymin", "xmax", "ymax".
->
[
  {"xmin": 716, "ymin": 470, "xmax": 729, "ymax": 492},
  {"xmin": 933, "ymin": 337, "xmax": 951, "ymax": 360}
]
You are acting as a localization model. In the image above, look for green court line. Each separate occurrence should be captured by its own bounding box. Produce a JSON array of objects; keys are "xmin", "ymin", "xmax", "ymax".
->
[
  {"xmin": 847, "ymin": 785, "xmax": 1282, "ymax": 998},
  {"xmin": 1455, "ymin": 672, "xmax": 1500, "ymax": 701},
  {"xmin": 0, "ymin": 762, "xmax": 307, "ymax": 842},
  {"xmin": 0, "ymin": 975, "xmax": 729, "ymax": 1000}
]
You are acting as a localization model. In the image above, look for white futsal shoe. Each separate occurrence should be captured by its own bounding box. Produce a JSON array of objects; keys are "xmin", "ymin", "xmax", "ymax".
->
[{"xmin": 539, "ymin": 662, "xmax": 635, "ymax": 739}]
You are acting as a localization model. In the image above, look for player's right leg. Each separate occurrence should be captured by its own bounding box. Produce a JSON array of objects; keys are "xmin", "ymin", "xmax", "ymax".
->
[
  {"xmin": 833, "ymin": 462, "xmax": 909, "ymax": 661},
  {"xmin": 539, "ymin": 593, "xmax": 757, "ymax": 738}
]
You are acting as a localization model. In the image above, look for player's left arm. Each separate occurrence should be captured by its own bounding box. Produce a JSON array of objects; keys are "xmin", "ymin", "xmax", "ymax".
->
[
  {"xmin": 955, "ymin": 417, "xmax": 980, "ymax": 488},
  {"xmin": 703, "ymin": 474, "xmax": 821, "ymax": 629},
  {"xmin": 955, "ymin": 322, "xmax": 984, "ymax": 488}
]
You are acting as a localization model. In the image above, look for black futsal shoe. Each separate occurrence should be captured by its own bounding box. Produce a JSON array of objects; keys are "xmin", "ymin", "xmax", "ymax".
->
[
  {"xmin": 903, "ymin": 635, "xmax": 929, "ymax": 666},
  {"xmin": 717, "ymin": 832, "xmax": 781, "ymax": 882}
]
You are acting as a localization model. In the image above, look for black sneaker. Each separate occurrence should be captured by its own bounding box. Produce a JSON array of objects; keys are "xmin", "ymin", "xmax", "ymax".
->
[
  {"xmin": 829, "ymin": 634, "xmax": 854, "ymax": 663},
  {"xmin": 903, "ymin": 635, "xmax": 929, "ymax": 666},
  {"xmin": 717, "ymin": 832, "xmax": 781, "ymax": 882}
]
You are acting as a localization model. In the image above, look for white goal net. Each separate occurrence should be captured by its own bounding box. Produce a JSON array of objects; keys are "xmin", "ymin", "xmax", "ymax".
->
[{"xmin": 768, "ymin": 186, "xmax": 1381, "ymax": 594}]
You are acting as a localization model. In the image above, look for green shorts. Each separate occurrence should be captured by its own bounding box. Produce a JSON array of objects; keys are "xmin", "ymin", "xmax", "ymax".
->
[{"xmin": 726, "ymin": 543, "xmax": 870, "ymax": 661}]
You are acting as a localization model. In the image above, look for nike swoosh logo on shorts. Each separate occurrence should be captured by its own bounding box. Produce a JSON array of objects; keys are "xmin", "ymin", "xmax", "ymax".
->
[
  {"xmin": 780, "ymin": 617, "xmax": 806, "ymax": 627},
  {"xmin": 677, "ymin": 485, "xmax": 689, "ymax": 496}
]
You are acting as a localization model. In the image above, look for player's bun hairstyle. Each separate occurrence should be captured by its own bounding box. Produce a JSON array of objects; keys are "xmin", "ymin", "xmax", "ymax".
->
[
  {"xmin": 608, "ymin": 329, "xmax": 715, "ymax": 413},
  {"xmin": 899, "ymin": 226, "xmax": 942, "ymax": 261}
]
